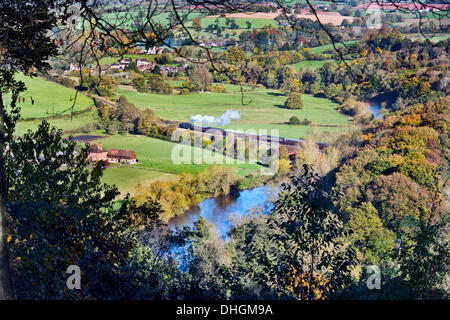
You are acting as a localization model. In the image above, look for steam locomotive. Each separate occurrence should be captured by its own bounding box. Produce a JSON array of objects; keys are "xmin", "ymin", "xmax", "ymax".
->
[{"xmin": 178, "ymin": 122, "xmax": 328, "ymax": 150}]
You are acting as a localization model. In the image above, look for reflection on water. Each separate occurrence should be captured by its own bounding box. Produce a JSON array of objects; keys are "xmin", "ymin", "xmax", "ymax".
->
[
  {"xmin": 168, "ymin": 186, "xmax": 278, "ymax": 239},
  {"xmin": 370, "ymin": 105, "xmax": 383, "ymax": 119}
]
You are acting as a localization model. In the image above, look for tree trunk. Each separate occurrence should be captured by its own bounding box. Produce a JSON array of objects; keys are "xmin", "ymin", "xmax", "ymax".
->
[{"xmin": 0, "ymin": 91, "xmax": 14, "ymax": 299}]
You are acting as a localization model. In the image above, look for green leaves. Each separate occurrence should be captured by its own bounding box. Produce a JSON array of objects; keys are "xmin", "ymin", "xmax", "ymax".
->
[{"xmin": 229, "ymin": 164, "xmax": 357, "ymax": 299}]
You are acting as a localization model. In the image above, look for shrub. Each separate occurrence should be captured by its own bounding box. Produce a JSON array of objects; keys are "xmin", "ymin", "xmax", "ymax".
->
[
  {"xmin": 284, "ymin": 92, "xmax": 304, "ymax": 109},
  {"xmin": 59, "ymin": 76, "xmax": 76, "ymax": 88},
  {"xmin": 288, "ymin": 116, "xmax": 301, "ymax": 125},
  {"xmin": 301, "ymin": 118, "xmax": 312, "ymax": 125},
  {"xmin": 278, "ymin": 158, "xmax": 292, "ymax": 175},
  {"xmin": 180, "ymin": 88, "xmax": 190, "ymax": 95},
  {"xmin": 211, "ymin": 85, "xmax": 227, "ymax": 93}
]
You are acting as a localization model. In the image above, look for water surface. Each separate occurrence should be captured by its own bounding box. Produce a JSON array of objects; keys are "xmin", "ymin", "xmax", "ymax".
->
[{"xmin": 169, "ymin": 186, "xmax": 278, "ymax": 238}]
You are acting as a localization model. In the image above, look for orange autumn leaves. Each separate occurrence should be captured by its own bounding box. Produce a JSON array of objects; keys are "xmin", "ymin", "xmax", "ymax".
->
[{"xmin": 283, "ymin": 266, "xmax": 331, "ymax": 300}]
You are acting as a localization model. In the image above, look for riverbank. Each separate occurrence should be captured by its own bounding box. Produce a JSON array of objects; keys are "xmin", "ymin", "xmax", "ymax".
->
[
  {"xmin": 168, "ymin": 185, "xmax": 280, "ymax": 239},
  {"xmin": 133, "ymin": 165, "xmax": 284, "ymax": 222}
]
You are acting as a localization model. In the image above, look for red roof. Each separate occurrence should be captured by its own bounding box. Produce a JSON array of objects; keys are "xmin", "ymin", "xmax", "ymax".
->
[
  {"xmin": 107, "ymin": 149, "xmax": 136, "ymax": 160},
  {"xmin": 89, "ymin": 144, "xmax": 107, "ymax": 153}
]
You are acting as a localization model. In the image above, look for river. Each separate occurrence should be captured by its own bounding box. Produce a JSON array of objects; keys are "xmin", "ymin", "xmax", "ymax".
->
[
  {"xmin": 369, "ymin": 105, "xmax": 383, "ymax": 119},
  {"xmin": 168, "ymin": 186, "xmax": 279, "ymax": 239}
]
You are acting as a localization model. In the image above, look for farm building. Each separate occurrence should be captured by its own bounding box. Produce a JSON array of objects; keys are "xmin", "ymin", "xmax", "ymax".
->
[
  {"xmin": 88, "ymin": 142, "xmax": 108, "ymax": 162},
  {"xmin": 107, "ymin": 149, "xmax": 137, "ymax": 164}
]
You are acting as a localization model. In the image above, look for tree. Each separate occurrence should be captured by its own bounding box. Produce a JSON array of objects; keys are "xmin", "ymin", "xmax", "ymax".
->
[
  {"xmin": 189, "ymin": 65, "xmax": 213, "ymax": 92},
  {"xmin": 288, "ymin": 116, "xmax": 301, "ymax": 125},
  {"xmin": 280, "ymin": 77, "xmax": 303, "ymax": 94},
  {"xmin": 115, "ymin": 96, "xmax": 141, "ymax": 133},
  {"xmin": 230, "ymin": 165, "xmax": 357, "ymax": 299},
  {"xmin": 324, "ymin": 83, "xmax": 342, "ymax": 99},
  {"xmin": 341, "ymin": 5, "xmax": 353, "ymax": 17},
  {"xmin": 6, "ymin": 122, "xmax": 164, "ymax": 298},
  {"xmin": 184, "ymin": 217, "xmax": 231, "ymax": 299},
  {"xmin": 146, "ymin": 74, "xmax": 173, "ymax": 94},
  {"xmin": 0, "ymin": 0, "xmax": 77, "ymax": 299},
  {"xmin": 79, "ymin": 75, "xmax": 118, "ymax": 97},
  {"xmin": 284, "ymin": 92, "xmax": 304, "ymax": 109},
  {"xmin": 137, "ymin": 108, "xmax": 158, "ymax": 135},
  {"xmin": 345, "ymin": 202, "xmax": 396, "ymax": 264},
  {"xmin": 225, "ymin": 46, "xmax": 245, "ymax": 64},
  {"xmin": 192, "ymin": 17, "xmax": 202, "ymax": 32},
  {"xmin": 132, "ymin": 76, "xmax": 148, "ymax": 93}
]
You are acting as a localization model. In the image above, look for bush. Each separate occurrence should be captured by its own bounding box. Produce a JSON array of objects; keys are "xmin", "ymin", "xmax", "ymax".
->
[
  {"xmin": 80, "ymin": 122, "xmax": 99, "ymax": 133},
  {"xmin": 288, "ymin": 116, "xmax": 301, "ymax": 125},
  {"xmin": 180, "ymin": 88, "xmax": 190, "ymax": 95},
  {"xmin": 278, "ymin": 158, "xmax": 292, "ymax": 175},
  {"xmin": 132, "ymin": 77, "xmax": 147, "ymax": 93},
  {"xmin": 339, "ymin": 98, "xmax": 369, "ymax": 117},
  {"xmin": 301, "ymin": 118, "xmax": 312, "ymax": 125},
  {"xmin": 211, "ymin": 85, "xmax": 227, "ymax": 93},
  {"xmin": 59, "ymin": 76, "xmax": 76, "ymax": 88},
  {"xmin": 284, "ymin": 92, "xmax": 304, "ymax": 109}
]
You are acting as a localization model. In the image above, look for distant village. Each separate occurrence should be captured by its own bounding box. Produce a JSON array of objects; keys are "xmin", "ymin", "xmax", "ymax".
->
[{"xmin": 66, "ymin": 45, "xmax": 195, "ymax": 77}]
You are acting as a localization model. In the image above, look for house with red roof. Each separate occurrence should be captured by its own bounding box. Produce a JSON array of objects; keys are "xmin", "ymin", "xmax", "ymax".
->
[
  {"xmin": 107, "ymin": 149, "xmax": 137, "ymax": 164},
  {"xmin": 88, "ymin": 142, "xmax": 108, "ymax": 162}
]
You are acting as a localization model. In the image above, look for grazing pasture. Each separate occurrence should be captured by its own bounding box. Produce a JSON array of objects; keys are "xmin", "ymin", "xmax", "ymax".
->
[
  {"xmin": 309, "ymin": 40, "xmax": 358, "ymax": 55},
  {"xmin": 198, "ymin": 17, "xmax": 278, "ymax": 29},
  {"xmin": 14, "ymin": 74, "xmax": 93, "ymax": 118},
  {"xmin": 291, "ymin": 60, "xmax": 332, "ymax": 70},
  {"xmin": 15, "ymin": 109, "xmax": 98, "ymax": 137},
  {"xmin": 208, "ymin": 11, "xmax": 357, "ymax": 26},
  {"xmin": 95, "ymin": 134, "xmax": 262, "ymax": 195},
  {"xmin": 116, "ymin": 85, "xmax": 350, "ymax": 139},
  {"xmin": 101, "ymin": 166, "xmax": 174, "ymax": 197}
]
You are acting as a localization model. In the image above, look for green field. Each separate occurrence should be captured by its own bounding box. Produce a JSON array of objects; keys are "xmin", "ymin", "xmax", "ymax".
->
[
  {"xmin": 96, "ymin": 134, "xmax": 262, "ymax": 195},
  {"xmin": 309, "ymin": 41, "xmax": 358, "ymax": 55},
  {"xmin": 13, "ymin": 74, "xmax": 93, "ymax": 118},
  {"xmin": 405, "ymin": 33, "xmax": 450, "ymax": 42},
  {"xmin": 197, "ymin": 17, "xmax": 278, "ymax": 29},
  {"xmin": 291, "ymin": 60, "xmax": 332, "ymax": 70},
  {"xmin": 15, "ymin": 109, "xmax": 98, "ymax": 137},
  {"xmin": 101, "ymin": 166, "xmax": 174, "ymax": 197},
  {"xmin": 99, "ymin": 53, "xmax": 156, "ymax": 65},
  {"xmin": 10, "ymin": 75, "xmax": 97, "ymax": 136},
  {"xmin": 116, "ymin": 85, "xmax": 350, "ymax": 139},
  {"xmin": 14, "ymin": 76, "xmax": 350, "ymax": 195},
  {"xmin": 185, "ymin": 16, "xmax": 279, "ymax": 40}
]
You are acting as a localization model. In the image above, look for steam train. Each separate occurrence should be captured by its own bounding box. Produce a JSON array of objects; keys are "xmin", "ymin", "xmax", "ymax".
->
[{"xmin": 178, "ymin": 122, "xmax": 328, "ymax": 150}]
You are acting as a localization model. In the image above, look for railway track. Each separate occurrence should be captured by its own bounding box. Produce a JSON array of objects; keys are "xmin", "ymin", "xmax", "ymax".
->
[
  {"xmin": 86, "ymin": 94, "xmax": 328, "ymax": 154},
  {"xmin": 178, "ymin": 122, "xmax": 328, "ymax": 154}
]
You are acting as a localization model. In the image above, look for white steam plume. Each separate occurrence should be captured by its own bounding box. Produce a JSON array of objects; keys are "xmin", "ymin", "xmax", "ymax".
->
[{"xmin": 190, "ymin": 110, "xmax": 240, "ymax": 126}]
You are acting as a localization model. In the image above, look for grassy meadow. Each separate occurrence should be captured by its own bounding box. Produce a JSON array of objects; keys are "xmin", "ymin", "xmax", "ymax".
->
[
  {"xmin": 14, "ymin": 74, "xmax": 93, "ymax": 118},
  {"xmin": 99, "ymin": 53, "xmax": 156, "ymax": 65},
  {"xmin": 15, "ymin": 109, "xmax": 98, "ymax": 137},
  {"xmin": 291, "ymin": 60, "xmax": 332, "ymax": 71},
  {"xmin": 96, "ymin": 134, "xmax": 262, "ymax": 196},
  {"xmin": 309, "ymin": 41, "xmax": 358, "ymax": 55},
  {"xmin": 101, "ymin": 166, "xmax": 174, "ymax": 197},
  {"xmin": 10, "ymin": 74, "xmax": 97, "ymax": 136},
  {"xmin": 13, "ymin": 75, "xmax": 350, "ymax": 194},
  {"xmin": 116, "ymin": 85, "xmax": 350, "ymax": 139},
  {"xmin": 196, "ymin": 17, "xmax": 278, "ymax": 29}
]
